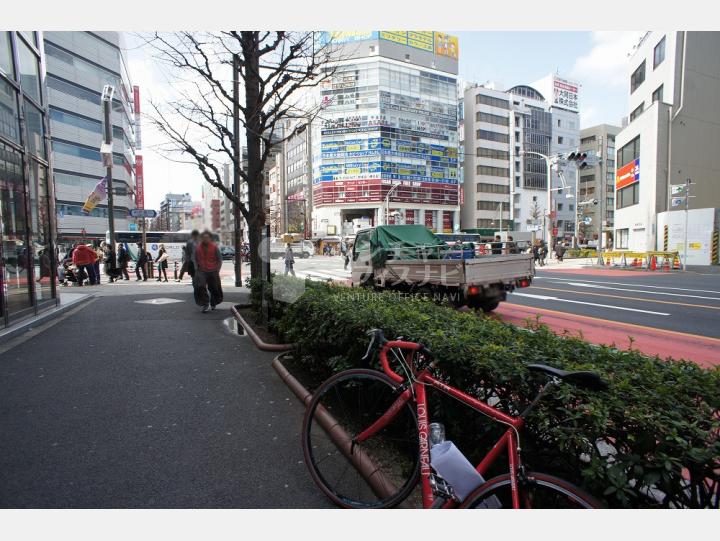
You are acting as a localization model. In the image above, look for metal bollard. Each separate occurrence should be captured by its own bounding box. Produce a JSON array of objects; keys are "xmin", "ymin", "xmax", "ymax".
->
[{"xmin": 174, "ymin": 261, "xmax": 178, "ymax": 280}]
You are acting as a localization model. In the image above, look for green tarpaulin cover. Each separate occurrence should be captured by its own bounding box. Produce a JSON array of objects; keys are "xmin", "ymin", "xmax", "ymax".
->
[{"xmin": 369, "ymin": 225, "xmax": 448, "ymax": 267}]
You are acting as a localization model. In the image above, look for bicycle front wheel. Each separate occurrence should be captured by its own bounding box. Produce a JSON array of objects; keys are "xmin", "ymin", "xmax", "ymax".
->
[
  {"xmin": 302, "ymin": 369, "xmax": 420, "ymax": 508},
  {"xmin": 461, "ymin": 472, "xmax": 602, "ymax": 509}
]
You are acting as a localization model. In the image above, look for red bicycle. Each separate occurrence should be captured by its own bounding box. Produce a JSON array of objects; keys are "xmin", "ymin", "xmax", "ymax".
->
[{"xmin": 301, "ymin": 329, "xmax": 606, "ymax": 509}]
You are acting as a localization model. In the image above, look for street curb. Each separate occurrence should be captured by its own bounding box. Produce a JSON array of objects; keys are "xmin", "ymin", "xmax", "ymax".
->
[
  {"xmin": 271, "ymin": 353, "xmax": 406, "ymax": 507},
  {"xmin": 231, "ymin": 304, "xmax": 295, "ymax": 352},
  {"xmin": 0, "ymin": 293, "xmax": 95, "ymax": 346}
]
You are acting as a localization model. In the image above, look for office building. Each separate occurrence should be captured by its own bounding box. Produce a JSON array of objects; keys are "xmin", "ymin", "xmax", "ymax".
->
[
  {"xmin": 579, "ymin": 124, "xmax": 620, "ymax": 247},
  {"xmin": 0, "ymin": 31, "xmax": 59, "ymax": 326},
  {"xmin": 462, "ymin": 75, "xmax": 580, "ymax": 241},
  {"xmin": 613, "ymin": 31, "xmax": 720, "ymax": 260},
  {"xmin": 158, "ymin": 192, "xmax": 193, "ymax": 231},
  {"xmin": 312, "ymin": 31, "xmax": 460, "ymax": 237},
  {"xmin": 44, "ymin": 32, "xmax": 136, "ymax": 244},
  {"xmin": 201, "ymin": 182, "xmax": 221, "ymax": 234}
]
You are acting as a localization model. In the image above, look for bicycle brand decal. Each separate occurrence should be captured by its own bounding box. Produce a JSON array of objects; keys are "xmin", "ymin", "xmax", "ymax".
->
[{"xmin": 417, "ymin": 402, "xmax": 431, "ymax": 478}]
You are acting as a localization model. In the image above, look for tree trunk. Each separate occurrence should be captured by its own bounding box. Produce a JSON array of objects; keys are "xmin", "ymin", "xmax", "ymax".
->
[{"xmin": 241, "ymin": 31, "xmax": 266, "ymax": 279}]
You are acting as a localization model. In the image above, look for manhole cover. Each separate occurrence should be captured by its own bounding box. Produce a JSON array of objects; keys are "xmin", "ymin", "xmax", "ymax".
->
[{"xmin": 134, "ymin": 298, "xmax": 185, "ymax": 305}]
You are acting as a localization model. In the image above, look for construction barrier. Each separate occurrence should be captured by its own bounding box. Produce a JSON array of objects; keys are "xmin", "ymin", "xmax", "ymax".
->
[
  {"xmin": 712, "ymin": 230, "xmax": 719, "ymax": 265},
  {"xmin": 595, "ymin": 251, "xmax": 680, "ymax": 271}
]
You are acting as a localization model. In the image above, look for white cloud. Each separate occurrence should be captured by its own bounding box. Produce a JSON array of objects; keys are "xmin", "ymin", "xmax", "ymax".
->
[{"xmin": 570, "ymin": 31, "xmax": 645, "ymax": 88}]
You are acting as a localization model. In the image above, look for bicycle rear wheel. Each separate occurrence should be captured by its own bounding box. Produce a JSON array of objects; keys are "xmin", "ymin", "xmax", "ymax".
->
[
  {"xmin": 461, "ymin": 472, "xmax": 602, "ymax": 509},
  {"xmin": 302, "ymin": 369, "xmax": 420, "ymax": 508}
]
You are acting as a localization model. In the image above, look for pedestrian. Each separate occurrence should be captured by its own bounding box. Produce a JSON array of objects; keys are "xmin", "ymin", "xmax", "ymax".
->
[
  {"xmin": 178, "ymin": 229, "xmax": 199, "ymax": 282},
  {"xmin": 284, "ymin": 244, "xmax": 296, "ymax": 276},
  {"xmin": 555, "ymin": 242, "xmax": 566, "ymax": 263},
  {"xmin": 491, "ymin": 235, "xmax": 503, "ymax": 255},
  {"xmin": 155, "ymin": 244, "xmax": 169, "ymax": 282},
  {"xmin": 117, "ymin": 242, "xmax": 131, "ymax": 280},
  {"xmin": 340, "ymin": 239, "xmax": 347, "ymax": 257},
  {"xmin": 57, "ymin": 260, "xmax": 67, "ymax": 286},
  {"xmin": 71, "ymin": 242, "xmax": 98, "ymax": 286},
  {"xmin": 193, "ymin": 230, "xmax": 223, "ymax": 313},
  {"xmin": 135, "ymin": 243, "xmax": 147, "ymax": 281},
  {"xmin": 94, "ymin": 244, "xmax": 104, "ymax": 284},
  {"xmin": 104, "ymin": 244, "xmax": 120, "ymax": 282},
  {"xmin": 539, "ymin": 241, "xmax": 548, "ymax": 266}
]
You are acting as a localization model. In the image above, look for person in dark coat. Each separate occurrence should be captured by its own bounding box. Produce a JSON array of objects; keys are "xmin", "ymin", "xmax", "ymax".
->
[
  {"xmin": 177, "ymin": 229, "xmax": 199, "ymax": 282},
  {"xmin": 117, "ymin": 243, "xmax": 131, "ymax": 280},
  {"xmin": 491, "ymin": 235, "xmax": 503, "ymax": 255},
  {"xmin": 555, "ymin": 242, "xmax": 566, "ymax": 263},
  {"xmin": 155, "ymin": 244, "xmax": 169, "ymax": 282},
  {"xmin": 135, "ymin": 243, "xmax": 148, "ymax": 281},
  {"xmin": 104, "ymin": 244, "xmax": 121, "ymax": 282}
]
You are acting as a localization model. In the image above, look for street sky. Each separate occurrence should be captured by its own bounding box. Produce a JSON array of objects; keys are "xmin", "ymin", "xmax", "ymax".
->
[{"xmin": 124, "ymin": 31, "xmax": 645, "ymax": 212}]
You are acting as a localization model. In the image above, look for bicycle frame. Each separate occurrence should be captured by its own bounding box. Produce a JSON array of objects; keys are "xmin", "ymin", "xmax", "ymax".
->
[{"xmin": 354, "ymin": 339, "xmax": 526, "ymax": 509}]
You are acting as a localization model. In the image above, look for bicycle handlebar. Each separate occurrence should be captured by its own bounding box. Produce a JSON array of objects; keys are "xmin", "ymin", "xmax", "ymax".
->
[{"xmin": 363, "ymin": 329, "xmax": 432, "ymax": 384}]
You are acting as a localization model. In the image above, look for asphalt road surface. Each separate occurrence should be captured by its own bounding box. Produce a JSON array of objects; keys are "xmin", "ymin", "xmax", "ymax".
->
[{"xmin": 0, "ymin": 288, "xmax": 330, "ymax": 508}]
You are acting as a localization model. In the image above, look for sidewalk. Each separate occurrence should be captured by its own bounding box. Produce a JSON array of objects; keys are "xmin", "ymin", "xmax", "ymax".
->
[{"xmin": 0, "ymin": 286, "xmax": 328, "ymax": 508}]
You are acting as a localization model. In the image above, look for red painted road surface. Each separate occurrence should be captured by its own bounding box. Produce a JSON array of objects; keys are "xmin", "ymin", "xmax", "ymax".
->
[{"xmin": 495, "ymin": 303, "xmax": 720, "ymax": 368}]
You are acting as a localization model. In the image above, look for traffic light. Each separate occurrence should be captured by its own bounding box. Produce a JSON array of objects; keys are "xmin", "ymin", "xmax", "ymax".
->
[{"xmin": 568, "ymin": 151, "xmax": 589, "ymax": 169}]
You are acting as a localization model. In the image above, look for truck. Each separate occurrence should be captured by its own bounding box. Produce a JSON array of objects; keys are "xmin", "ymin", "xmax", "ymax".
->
[
  {"xmin": 351, "ymin": 225, "xmax": 534, "ymax": 312},
  {"xmin": 269, "ymin": 237, "xmax": 314, "ymax": 259}
]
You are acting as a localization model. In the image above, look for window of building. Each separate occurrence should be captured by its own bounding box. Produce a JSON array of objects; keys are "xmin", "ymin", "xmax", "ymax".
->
[
  {"xmin": 476, "ymin": 182, "xmax": 510, "ymax": 194},
  {"xmin": 557, "ymin": 136, "xmax": 564, "ymax": 145},
  {"xmin": 607, "ymin": 159, "xmax": 615, "ymax": 169},
  {"xmin": 1, "ymin": 32, "xmax": 14, "ymax": 77},
  {"xmin": 476, "ymin": 129, "xmax": 509, "ymax": 144},
  {"xmin": 515, "ymin": 116, "xmax": 520, "ymax": 127},
  {"xmin": 476, "ymin": 147, "xmax": 509, "ymax": 160},
  {"xmin": 514, "ymin": 132, "xmax": 520, "ymax": 143},
  {"xmin": 557, "ymin": 119, "xmax": 561, "ymax": 127},
  {"xmin": 580, "ymin": 135, "xmax": 596, "ymax": 145},
  {"xmin": 630, "ymin": 102, "xmax": 644, "ymax": 122},
  {"xmin": 476, "ymin": 218, "xmax": 495, "ymax": 228},
  {"xmin": 477, "ymin": 201, "xmax": 510, "ymax": 211},
  {"xmin": 0, "ymin": 78, "xmax": 20, "ymax": 143},
  {"xmin": 557, "ymin": 203, "xmax": 563, "ymax": 211},
  {"xmin": 24, "ymin": 101, "xmax": 45, "ymax": 159},
  {"xmin": 580, "ymin": 174, "xmax": 596, "ymax": 183},
  {"xmin": 476, "ymin": 111, "xmax": 509, "ymax": 126},
  {"xmin": 616, "ymin": 228, "xmax": 629, "ymax": 249},
  {"xmin": 476, "ymin": 165, "xmax": 509, "ymax": 177},
  {"xmin": 475, "ymin": 94, "xmax": 509, "ymax": 109},
  {"xmin": 617, "ymin": 183, "xmax": 639, "ymax": 209},
  {"xmin": 515, "ymin": 176, "xmax": 520, "ymax": 187},
  {"xmin": 569, "ymin": 204, "xmax": 574, "ymax": 211},
  {"xmin": 630, "ymin": 60, "xmax": 646, "ymax": 93},
  {"xmin": 652, "ymin": 84, "xmax": 664, "ymax": 103},
  {"xmin": 654, "ymin": 36, "xmax": 666, "ymax": 69},
  {"xmin": 17, "ymin": 39, "xmax": 41, "ymax": 104},
  {"xmin": 618, "ymin": 135, "xmax": 640, "ymax": 166}
]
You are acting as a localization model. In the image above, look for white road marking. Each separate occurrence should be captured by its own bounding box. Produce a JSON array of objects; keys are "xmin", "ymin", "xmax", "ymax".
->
[
  {"xmin": 564, "ymin": 281, "xmax": 720, "ymax": 301},
  {"xmin": 510, "ymin": 291, "xmax": 671, "ymax": 316},
  {"xmin": 535, "ymin": 276, "xmax": 720, "ymax": 295}
]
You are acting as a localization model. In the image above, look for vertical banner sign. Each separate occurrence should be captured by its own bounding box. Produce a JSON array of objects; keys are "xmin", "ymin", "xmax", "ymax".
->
[
  {"xmin": 81, "ymin": 176, "xmax": 108, "ymax": 215},
  {"xmin": 135, "ymin": 155, "xmax": 144, "ymax": 209},
  {"xmin": 133, "ymin": 85, "xmax": 144, "ymax": 209}
]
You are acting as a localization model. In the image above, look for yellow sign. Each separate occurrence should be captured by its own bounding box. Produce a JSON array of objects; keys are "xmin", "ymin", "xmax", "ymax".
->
[
  {"xmin": 379, "ymin": 31, "xmax": 408, "ymax": 45},
  {"xmin": 407, "ymin": 31, "xmax": 434, "ymax": 52},
  {"xmin": 434, "ymin": 32, "xmax": 459, "ymax": 59},
  {"xmin": 345, "ymin": 143, "xmax": 361, "ymax": 151},
  {"xmin": 689, "ymin": 242, "xmax": 702, "ymax": 250}
]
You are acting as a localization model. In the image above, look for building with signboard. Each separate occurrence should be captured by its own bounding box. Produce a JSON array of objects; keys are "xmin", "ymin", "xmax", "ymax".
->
[
  {"xmin": 44, "ymin": 32, "xmax": 137, "ymax": 245},
  {"xmin": 578, "ymin": 124, "xmax": 621, "ymax": 247},
  {"xmin": 0, "ymin": 31, "xmax": 60, "ymax": 327},
  {"xmin": 461, "ymin": 75, "xmax": 580, "ymax": 240},
  {"xmin": 613, "ymin": 31, "xmax": 720, "ymax": 256},
  {"xmin": 311, "ymin": 31, "xmax": 460, "ymax": 236}
]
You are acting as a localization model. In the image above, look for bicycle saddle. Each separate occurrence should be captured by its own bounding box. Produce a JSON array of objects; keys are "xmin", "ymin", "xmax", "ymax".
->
[{"xmin": 527, "ymin": 364, "xmax": 608, "ymax": 391}]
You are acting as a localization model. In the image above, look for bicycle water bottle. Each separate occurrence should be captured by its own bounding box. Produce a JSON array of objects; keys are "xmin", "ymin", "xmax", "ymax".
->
[{"xmin": 429, "ymin": 424, "xmax": 500, "ymax": 506}]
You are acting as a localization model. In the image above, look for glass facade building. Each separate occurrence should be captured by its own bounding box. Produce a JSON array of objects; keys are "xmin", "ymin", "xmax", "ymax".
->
[
  {"xmin": 0, "ymin": 31, "xmax": 58, "ymax": 326},
  {"xmin": 312, "ymin": 32, "xmax": 460, "ymax": 236}
]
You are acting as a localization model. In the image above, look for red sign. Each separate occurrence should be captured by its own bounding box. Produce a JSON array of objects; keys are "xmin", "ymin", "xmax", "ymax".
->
[
  {"xmin": 133, "ymin": 86, "xmax": 140, "ymax": 114},
  {"xmin": 616, "ymin": 158, "xmax": 640, "ymax": 190},
  {"xmin": 552, "ymin": 227, "xmax": 558, "ymax": 236},
  {"xmin": 425, "ymin": 210, "xmax": 434, "ymax": 228},
  {"xmin": 135, "ymin": 155, "xmax": 144, "ymax": 209},
  {"xmin": 459, "ymin": 186, "xmax": 464, "ymax": 205},
  {"xmin": 405, "ymin": 209, "xmax": 415, "ymax": 224}
]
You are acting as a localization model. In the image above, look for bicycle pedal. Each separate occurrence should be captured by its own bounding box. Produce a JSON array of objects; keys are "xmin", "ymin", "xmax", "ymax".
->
[{"xmin": 429, "ymin": 473, "xmax": 457, "ymax": 501}]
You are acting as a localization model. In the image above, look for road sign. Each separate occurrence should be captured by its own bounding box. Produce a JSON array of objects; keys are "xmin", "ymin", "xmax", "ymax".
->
[
  {"xmin": 128, "ymin": 209, "xmax": 157, "ymax": 218},
  {"xmin": 671, "ymin": 197, "xmax": 685, "ymax": 208},
  {"xmin": 671, "ymin": 184, "xmax": 686, "ymax": 195}
]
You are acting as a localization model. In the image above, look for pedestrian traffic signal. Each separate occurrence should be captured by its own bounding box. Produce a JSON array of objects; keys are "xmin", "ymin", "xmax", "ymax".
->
[{"xmin": 568, "ymin": 151, "xmax": 589, "ymax": 169}]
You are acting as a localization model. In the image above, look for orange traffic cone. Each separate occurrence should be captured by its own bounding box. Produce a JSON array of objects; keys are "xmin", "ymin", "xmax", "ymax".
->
[
  {"xmin": 650, "ymin": 256, "xmax": 657, "ymax": 271},
  {"xmin": 673, "ymin": 255, "xmax": 681, "ymax": 270}
]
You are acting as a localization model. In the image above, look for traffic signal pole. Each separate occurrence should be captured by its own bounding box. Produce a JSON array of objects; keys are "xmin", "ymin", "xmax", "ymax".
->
[{"xmin": 101, "ymin": 85, "xmax": 116, "ymax": 253}]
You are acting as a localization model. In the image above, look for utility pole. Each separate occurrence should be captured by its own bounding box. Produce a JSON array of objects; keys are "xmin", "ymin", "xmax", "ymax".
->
[
  {"xmin": 683, "ymin": 178, "xmax": 692, "ymax": 271},
  {"xmin": 232, "ymin": 53, "xmax": 242, "ymax": 287},
  {"xmin": 597, "ymin": 136, "xmax": 604, "ymax": 253},
  {"xmin": 384, "ymin": 183, "xmax": 401, "ymax": 225},
  {"xmin": 101, "ymin": 84, "xmax": 116, "ymax": 253}
]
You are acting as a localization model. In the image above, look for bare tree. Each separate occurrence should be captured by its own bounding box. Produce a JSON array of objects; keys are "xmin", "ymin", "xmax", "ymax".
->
[{"xmin": 144, "ymin": 31, "xmax": 337, "ymax": 280}]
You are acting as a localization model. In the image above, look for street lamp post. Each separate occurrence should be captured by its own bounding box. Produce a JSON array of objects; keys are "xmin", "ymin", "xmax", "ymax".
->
[
  {"xmin": 520, "ymin": 150, "xmax": 553, "ymax": 248},
  {"xmin": 100, "ymin": 85, "xmax": 115, "ymax": 253},
  {"xmin": 384, "ymin": 183, "xmax": 402, "ymax": 225}
]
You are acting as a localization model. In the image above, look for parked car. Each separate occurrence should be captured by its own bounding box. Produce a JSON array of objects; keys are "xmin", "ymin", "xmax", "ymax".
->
[{"xmin": 220, "ymin": 246, "xmax": 236, "ymax": 260}]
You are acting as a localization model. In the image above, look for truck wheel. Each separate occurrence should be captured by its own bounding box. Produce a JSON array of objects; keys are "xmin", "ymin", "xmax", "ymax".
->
[
  {"xmin": 359, "ymin": 273, "xmax": 374, "ymax": 288},
  {"xmin": 480, "ymin": 300, "xmax": 500, "ymax": 313},
  {"xmin": 301, "ymin": 252, "xmax": 309, "ymax": 259}
]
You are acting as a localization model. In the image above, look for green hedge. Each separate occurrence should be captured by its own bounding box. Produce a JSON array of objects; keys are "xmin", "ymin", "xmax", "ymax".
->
[{"xmin": 277, "ymin": 285, "xmax": 720, "ymax": 508}]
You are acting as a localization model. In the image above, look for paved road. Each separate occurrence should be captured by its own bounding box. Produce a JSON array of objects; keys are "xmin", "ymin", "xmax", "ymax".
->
[{"xmin": 0, "ymin": 287, "xmax": 329, "ymax": 508}]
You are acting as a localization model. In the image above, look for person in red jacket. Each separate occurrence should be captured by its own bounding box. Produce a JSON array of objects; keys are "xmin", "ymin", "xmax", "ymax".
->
[
  {"xmin": 71, "ymin": 243, "xmax": 98, "ymax": 286},
  {"xmin": 193, "ymin": 230, "xmax": 223, "ymax": 313}
]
